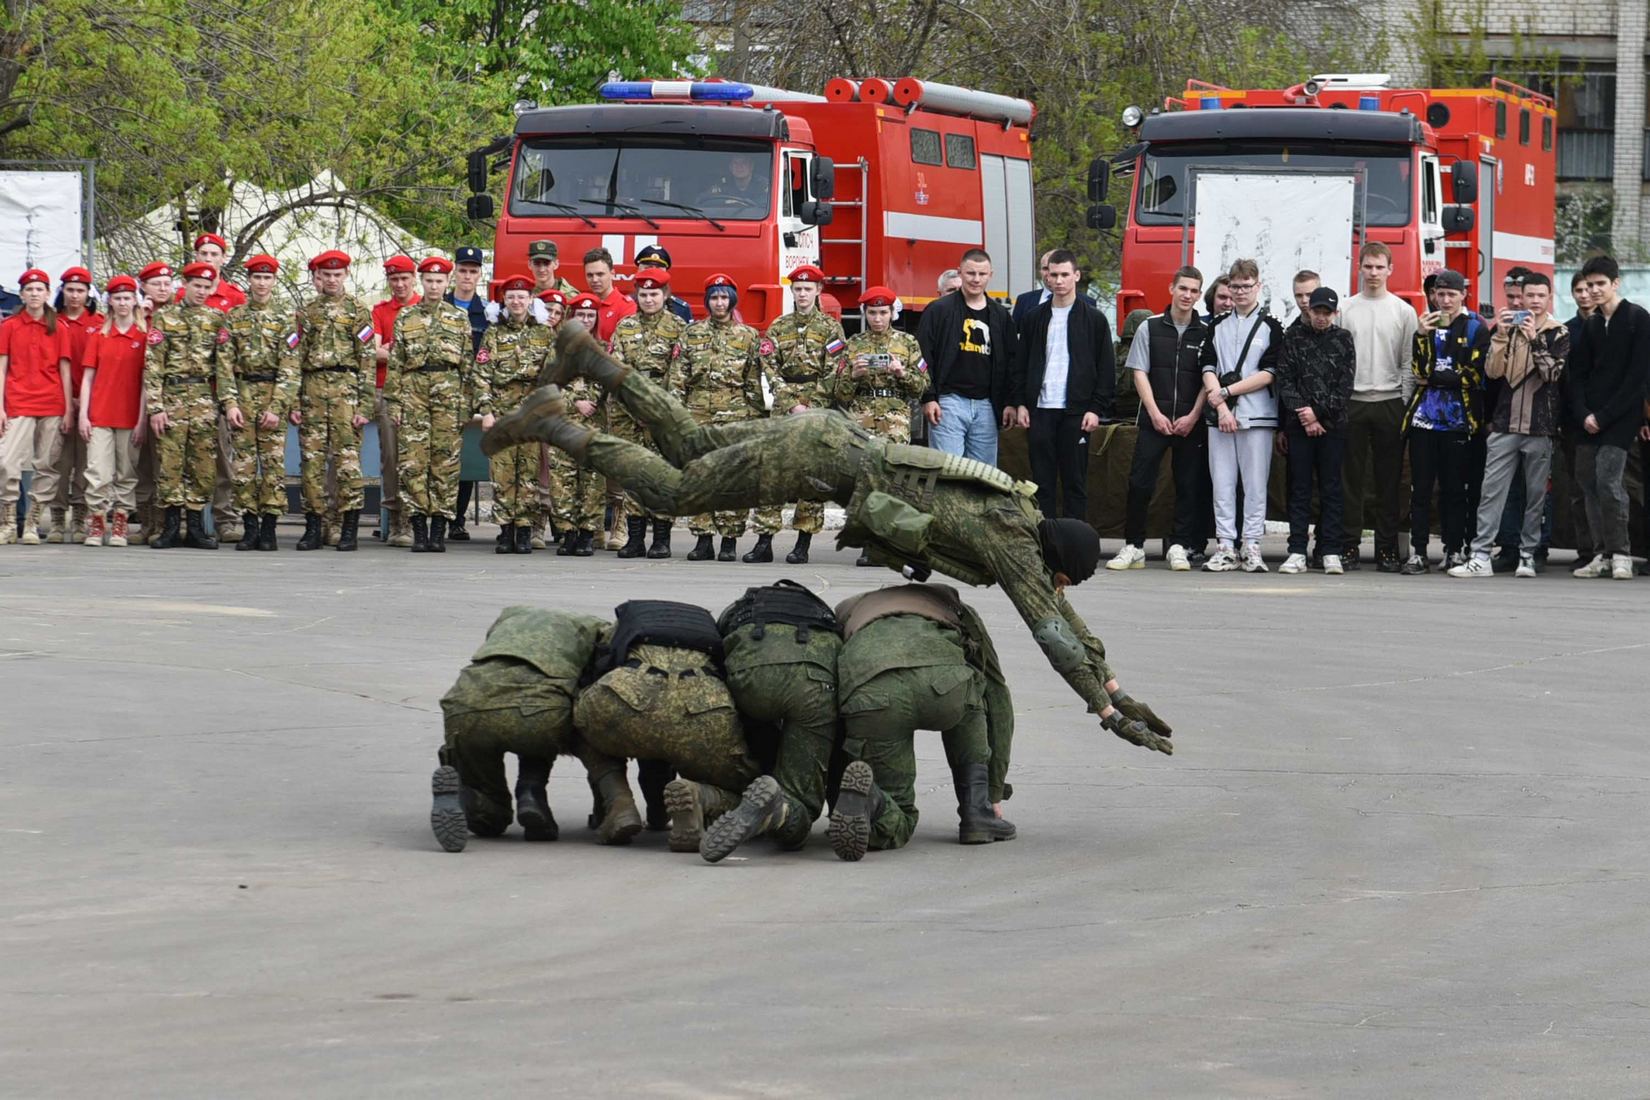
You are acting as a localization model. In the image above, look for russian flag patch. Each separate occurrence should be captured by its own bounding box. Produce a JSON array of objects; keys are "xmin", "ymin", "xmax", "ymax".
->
[
  {"xmin": 285, "ymin": 331, "xmax": 301, "ymax": 349},
  {"xmin": 357, "ymin": 324, "xmax": 374, "ymax": 344},
  {"xmin": 825, "ymin": 337, "xmax": 846, "ymax": 356}
]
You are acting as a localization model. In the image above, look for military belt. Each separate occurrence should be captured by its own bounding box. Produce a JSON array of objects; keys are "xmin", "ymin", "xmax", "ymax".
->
[
  {"xmin": 412, "ymin": 363, "xmax": 460, "ymax": 373},
  {"xmin": 782, "ymin": 374, "xmax": 820, "ymax": 384},
  {"xmin": 168, "ymin": 374, "xmax": 213, "ymax": 385},
  {"xmin": 306, "ymin": 365, "xmax": 357, "ymax": 373},
  {"xmin": 239, "ymin": 372, "xmax": 276, "ymax": 383},
  {"xmin": 868, "ymin": 387, "xmax": 904, "ymax": 399}
]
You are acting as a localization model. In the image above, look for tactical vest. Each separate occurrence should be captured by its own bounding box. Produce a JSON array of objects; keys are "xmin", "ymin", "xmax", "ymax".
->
[
  {"xmin": 600, "ymin": 600, "xmax": 725, "ymax": 674},
  {"xmin": 1143, "ymin": 314, "xmax": 1207, "ymax": 421},
  {"xmin": 718, "ymin": 579, "xmax": 841, "ymax": 643}
]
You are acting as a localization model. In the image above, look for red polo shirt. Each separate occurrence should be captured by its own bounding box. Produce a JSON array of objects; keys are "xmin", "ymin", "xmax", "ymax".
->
[
  {"xmin": 175, "ymin": 279, "xmax": 247, "ymax": 314},
  {"xmin": 371, "ymin": 293, "xmax": 421, "ymax": 388},
  {"xmin": 57, "ymin": 310, "xmax": 100, "ymax": 394},
  {"xmin": 595, "ymin": 289, "xmax": 636, "ymax": 343},
  {"xmin": 81, "ymin": 324, "xmax": 148, "ymax": 430},
  {"xmin": 0, "ymin": 311, "xmax": 70, "ymax": 417}
]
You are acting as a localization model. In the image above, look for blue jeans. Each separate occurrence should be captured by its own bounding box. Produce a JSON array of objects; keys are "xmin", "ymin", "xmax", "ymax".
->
[{"xmin": 929, "ymin": 394, "xmax": 999, "ymax": 466}]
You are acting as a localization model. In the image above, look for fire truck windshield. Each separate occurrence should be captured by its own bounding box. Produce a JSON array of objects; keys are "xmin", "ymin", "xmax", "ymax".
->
[
  {"xmin": 510, "ymin": 136, "xmax": 773, "ymax": 221},
  {"xmin": 1134, "ymin": 141, "xmax": 1414, "ymax": 228}
]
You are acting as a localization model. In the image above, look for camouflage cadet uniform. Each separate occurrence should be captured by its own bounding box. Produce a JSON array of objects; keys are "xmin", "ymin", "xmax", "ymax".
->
[
  {"xmin": 220, "ymin": 299, "xmax": 299, "ymax": 525},
  {"xmin": 607, "ymin": 309, "xmax": 687, "ymax": 525},
  {"xmin": 676, "ymin": 314, "xmax": 764, "ymax": 539},
  {"xmin": 432, "ymin": 607, "xmax": 637, "ymax": 852},
  {"xmin": 386, "ymin": 299, "xmax": 470, "ymax": 521},
  {"xmin": 542, "ymin": 377, "xmax": 606, "ymax": 544},
  {"xmin": 476, "ymin": 315, "xmax": 551, "ymax": 529},
  {"xmin": 144, "ymin": 302, "xmax": 225, "ymax": 511},
  {"xmin": 293, "ymin": 293, "xmax": 376, "ymax": 514},
  {"xmin": 832, "ymin": 328, "xmax": 927, "ymax": 444},
  {"xmin": 762, "ymin": 309, "xmax": 846, "ymax": 535}
]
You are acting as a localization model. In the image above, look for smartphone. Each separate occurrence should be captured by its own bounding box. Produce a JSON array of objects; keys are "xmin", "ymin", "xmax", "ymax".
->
[
  {"xmin": 867, "ymin": 353, "xmax": 893, "ymax": 369},
  {"xmin": 1510, "ymin": 310, "xmax": 1532, "ymax": 326},
  {"xmin": 1422, "ymin": 311, "xmax": 1444, "ymax": 327}
]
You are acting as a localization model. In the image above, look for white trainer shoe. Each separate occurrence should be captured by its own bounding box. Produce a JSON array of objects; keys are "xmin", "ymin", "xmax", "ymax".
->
[
  {"xmin": 1515, "ymin": 553, "xmax": 1536, "ymax": 578},
  {"xmin": 1241, "ymin": 541, "xmax": 1268, "ymax": 573},
  {"xmin": 1278, "ymin": 553, "xmax": 1308, "ymax": 574},
  {"xmin": 1448, "ymin": 555, "xmax": 1494, "ymax": 578},
  {"xmin": 1202, "ymin": 546, "xmax": 1238, "ymax": 572},
  {"xmin": 1166, "ymin": 544, "xmax": 1191, "ymax": 571},
  {"xmin": 1611, "ymin": 554, "xmax": 1635, "ymax": 579},
  {"xmin": 1321, "ymin": 554, "xmax": 1344, "ymax": 575},
  {"xmin": 1573, "ymin": 554, "xmax": 1609, "ymax": 578},
  {"xmin": 1106, "ymin": 544, "xmax": 1147, "ymax": 571}
]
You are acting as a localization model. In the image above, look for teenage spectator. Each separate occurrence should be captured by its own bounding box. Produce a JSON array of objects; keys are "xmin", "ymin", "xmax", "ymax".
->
[
  {"xmin": 917, "ymin": 248, "xmax": 1018, "ymax": 466},
  {"xmin": 1339, "ymin": 241, "xmax": 1419, "ymax": 571},
  {"xmin": 49, "ymin": 267, "xmax": 99, "ymax": 543},
  {"xmin": 1203, "ymin": 274, "xmax": 1232, "ymax": 319},
  {"xmin": 0, "ymin": 270, "xmax": 72, "ymax": 545},
  {"xmin": 1109, "ymin": 266, "xmax": 1207, "ymax": 572},
  {"xmin": 1011, "ymin": 250, "xmax": 1054, "ymax": 330},
  {"xmin": 1288, "ymin": 270, "xmax": 1320, "ymax": 331},
  {"xmin": 77, "ymin": 276, "xmax": 148, "ymax": 547},
  {"xmin": 1200, "ymin": 258, "xmax": 1282, "ymax": 572},
  {"xmin": 1566, "ymin": 254, "xmax": 1650, "ymax": 580},
  {"xmin": 1402, "ymin": 269, "xmax": 1488, "ymax": 574},
  {"xmin": 583, "ymin": 247, "xmax": 636, "ymax": 343},
  {"xmin": 1275, "ymin": 286, "xmax": 1354, "ymax": 575},
  {"xmin": 937, "ymin": 269, "xmax": 961, "ymax": 296},
  {"xmin": 1559, "ymin": 270, "xmax": 1597, "ymax": 562},
  {"xmin": 1450, "ymin": 272, "xmax": 1568, "ymax": 578},
  {"xmin": 1016, "ymin": 249, "xmax": 1114, "ymax": 521},
  {"xmin": 1480, "ymin": 268, "xmax": 1532, "ymax": 566}
]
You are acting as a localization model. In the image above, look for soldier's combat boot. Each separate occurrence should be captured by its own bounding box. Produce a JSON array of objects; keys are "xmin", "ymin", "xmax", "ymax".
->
[
  {"xmin": 785, "ymin": 531, "xmax": 812, "ymax": 564},
  {"xmin": 492, "ymin": 521, "xmax": 512, "ymax": 554},
  {"xmin": 480, "ymin": 384, "xmax": 567, "ymax": 455},
  {"xmin": 427, "ymin": 515, "xmax": 446, "ymax": 552},
  {"xmin": 514, "ymin": 757, "xmax": 558, "ymax": 842},
  {"xmin": 686, "ymin": 534, "xmax": 715, "ymax": 561},
  {"xmin": 296, "ymin": 511, "xmax": 324, "ymax": 551},
  {"xmin": 336, "ymin": 509, "xmax": 360, "ymax": 551},
  {"xmin": 388, "ymin": 510, "xmax": 414, "ymax": 548},
  {"xmin": 69, "ymin": 505, "xmax": 87, "ymax": 543},
  {"xmin": 741, "ymin": 533, "xmax": 774, "ymax": 563},
  {"xmin": 647, "ymin": 520, "xmax": 672, "ymax": 558},
  {"xmin": 411, "ymin": 516, "xmax": 431, "ymax": 553},
  {"xmin": 151, "ymin": 506, "xmax": 183, "ymax": 549},
  {"xmin": 530, "ymin": 514, "xmax": 548, "ymax": 549},
  {"xmin": 954, "ymin": 761, "xmax": 1016, "ymax": 845},
  {"xmin": 46, "ymin": 505, "xmax": 66, "ymax": 543},
  {"xmin": 829, "ymin": 760, "xmax": 885, "ymax": 862},
  {"xmin": 663, "ymin": 777, "xmax": 740, "ymax": 853},
  {"xmin": 556, "ymin": 529, "xmax": 577, "ymax": 556},
  {"xmin": 430, "ymin": 764, "xmax": 468, "ymax": 852},
  {"xmin": 20, "ymin": 501, "xmax": 42, "ymax": 544},
  {"xmin": 855, "ymin": 550, "xmax": 872, "ymax": 567},
  {"xmin": 235, "ymin": 511, "xmax": 259, "ymax": 551},
  {"xmin": 701, "ymin": 776, "xmax": 804, "ymax": 863},
  {"xmin": 325, "ymin": 510, "xmax": 341, "ymax": 547},
  {"xmin": 718, "ymin": 537, "xmax": 738, "ymax": 562},
  {"xmin": 547, "ymin": 323, "xmax": 630, "ymax": 390},
  {"xmin": 257, "ymin": 513, "xmax": 278, "ymax": 551},
  {"xmin": 573, "ymin": 530, "xmax": 595, "ymax": 556},
  {"xmin": 638, "ymin": 758, "xmax": 675, "ymax": 831},
  {"xmin": 182, "ymin": 509, "xmax": 218, "ymax": 549},
  {"xmin": 593, "ymin": 767, "xmax": 644, "ymax": 846},
  {"xmin": 514, "ymin": 524, "xmax": 532, "ymax": 554},
  {"xmin": 617, "ymin": 516, "xmax": 647, "ymax": 558}
]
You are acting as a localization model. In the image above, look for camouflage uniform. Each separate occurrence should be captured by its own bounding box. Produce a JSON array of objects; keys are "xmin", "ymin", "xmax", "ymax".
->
[
  {"xmin": 761, "ymin": 309, "xmax": 847, "ymax": 535},
  {"xmin": 832, "ymin": 329, "xmax": 927, "ymax": 444},
  {"xmin": 607, "ymin": 309, "xmax": 687, "ymax": 522},
  {"xmin": 220, "ymin": 300, "xmax": 299, "ymax": 515},
  {"xmin": 676, "ymin": 315, "xmax": 764, "ymax": 538},
  {"xmin": 293, "ymin": 293, "xmax": 376, "ymax": 512},
  {"xmin": 543, "ymin": 378, "xmax": 606, "ymax": 535},
  {"xmin": 144, "ymin": 303, "xmax": 225, "ymax": 507},
  {"xmin": 476, "ymin": 316, "xmax": 551, "ymax": 527},
  {"xmin": 386, "ymin": 300, "xmax": 470, "ymax": 519}
]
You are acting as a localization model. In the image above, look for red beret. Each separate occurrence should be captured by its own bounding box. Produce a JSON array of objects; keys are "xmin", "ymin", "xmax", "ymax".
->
[
  {"xmin": 859, "ymin": 286, "xmax": 898, "ymax": 308},
  {"xmin": 18, "ymin": 268, "xmax": 49, "ymax": 288},
  {"xmin": 498, "ymin": 274, "xmax": 534, "ymax": 294},
  {"xmin": 138, "ymin": 262, "xmax": 173, "ymax": 283},
  {"xmin": 180, "ymin": 262, "xmax": 218, "ymax": 283},
  {"xmin": 537, "ymin": 288, "xmax": 567, "ymax": 306},
  {"xmin": 383, "ymin": 254, "xmax": 416, "ymax": 275},
  {"xmin": 704, "ymin": 272, "xmax": 738, "ymax": 293},
  {"xmin": 244, "ymin": 254, "xmax": 279, "ymax": 275},
  {"xmin": 569, "ymin": 293, "xmax": 600, "ymax": 312},
  {"xmin": 105, "ymin": 275, "xmax": 139, "ymax": 295},
  {"xmin": 193, "ymin": 232, "xmax": 228, "ymax": 252},
  {"xmin": 308, "ymin": 250, "xmax": 351, "ymax": 272},
  {"xmin": 787, "ymin": 264, "xmax": 826, "ymax": 284},
  {"xmin": 60, "ymin": 266, "xmax": 93, "ymax": 286},
  {"xmin": 417, "ymin": 256, "xmax": 454, "ymax": 275},
  {"xmin": 633, "ymin": 270, "xmax": 670, "ymax": 291}
]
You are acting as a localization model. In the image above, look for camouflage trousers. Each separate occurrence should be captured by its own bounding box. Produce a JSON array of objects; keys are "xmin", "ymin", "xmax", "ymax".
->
[
  {"xmin": 684, "ymin": 405, "xmax": 757, "ymax": 538},
  {"xmin": 396, "ymin": 371, "xmax": 464, "ymax": 519},
  {"xmin": 50, "ymin": 414, "xmax": 87, "ymax": 510},
  {"xmin": 228, "ymin": 392, "xmax": 288, "ymax": 515},
  {"xmin": 298, "ymin": 375, "xmax": 363, "ymax": 513},
  {"xmin": 546, "ymin": 449, "xmax": 605, "ymax": 533},
  {"xmin": 154, "ymin": 392, "xmax": 220, "ymax": 508},
  {"xmin": 606, "ymin": 400, "xmax": 670, "ymax": 522},
  {"xmin": 571, "ymin": 643, "xmax": 761, "ymax": 795},
  {"xmin": 489, "ymin": 443, "xmax": 539, "ymax": 526}
]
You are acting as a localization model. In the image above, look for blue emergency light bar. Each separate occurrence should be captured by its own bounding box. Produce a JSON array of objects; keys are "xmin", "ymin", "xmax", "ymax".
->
[{"xmin": 599, "ymin": 81, "xmax": 755, "ymax": 101}]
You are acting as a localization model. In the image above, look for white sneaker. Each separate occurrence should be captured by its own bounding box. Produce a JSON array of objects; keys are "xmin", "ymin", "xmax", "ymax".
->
[
  {"xmin": 1202, "ymin": 546, "xmax": 1238, "ymax": 572},
  {"xmin": 1241, "ymin": 541, "xmax": 1268, "ymax": 573},
  {"xmin": 1573, "ymin": 554, "xmax": 1609, "ymax": 578},
  {"xmin": 1515, "ymin": 553, "xmax": 1536, "ymax": 578},
  {"xmin": 1166, "ymin": 544, "xmax": 1191, "ymax": 571},
  {"xmin": 1321, "ymin": 554, "xmax": 1344, "ymax": 575},
  {"xmin": 1612, "ymin": 554, "xmax": 1635, "ymax": 580},
  {"xmin": 1106, "ymin": 544, "xmax": 1146, "ymax": 571},
  {"xmin": 1448, "ymin": 555, "xmax": 1494, "ymax": 578},
  {"xmin": 1278, "ymin": 553, "xmax": 1308, "ymax": 574}
]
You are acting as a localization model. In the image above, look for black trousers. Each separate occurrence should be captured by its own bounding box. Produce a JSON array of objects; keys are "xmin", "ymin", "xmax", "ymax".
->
[
  {"xmin": 1028, "ymin": 408, "xmax": 1091, "ymax": 521},
  {"xmin": 1124, "ymin": 420, "xmax": 1207, "ymax": 548},
  {"xmin": 1341, "ymin": 398, "xmax": 1405, "ymax": 557},
  {"xmin": 1284, "ymin": 421, "xmax": 1345, "ymax": 555},
  {"xmin": 1409, "ymin": 428, "xmax": 1469, "ymax": 556},
  {"xmin": 1461, "ymin": 431, "xmax": 1487, "ymax": 554}
]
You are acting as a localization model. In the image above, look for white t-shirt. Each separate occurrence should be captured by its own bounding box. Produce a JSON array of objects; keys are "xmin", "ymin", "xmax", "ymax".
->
[
  {"xmin": 1340, "ymin": 291, "xmax": 1418, "ymax": 402},
  {"xmin": 1037, "ymin": 303, "xmax": 1073, "ymax": 409}
]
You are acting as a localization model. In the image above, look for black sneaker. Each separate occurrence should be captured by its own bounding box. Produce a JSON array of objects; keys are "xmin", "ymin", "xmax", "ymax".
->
[{"xmin": 1400, "ymin": 553, "xmax": 1430, "ymax": 575}]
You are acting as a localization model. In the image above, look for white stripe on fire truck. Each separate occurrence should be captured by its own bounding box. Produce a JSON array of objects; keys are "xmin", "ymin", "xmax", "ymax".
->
[
  {"xmin": 884, "ymin": 211, "xmax": 984, "ymax": 245},
  {"xmin": 1491, "ymin": 231, "xmax": 1555, "ymax": 265},
  {"xmin": 602, "ymin": 234, "xmax": 627, "ymax": 262}
]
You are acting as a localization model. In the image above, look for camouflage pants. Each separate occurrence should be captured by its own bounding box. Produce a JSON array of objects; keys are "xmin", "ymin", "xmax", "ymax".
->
[
  {"xmin": 229, "ymin": 394, "xmax": 288, "ymax": 515},
  {"xmin": 546, "ymin": 448, "xmax": 605, "ymax": 533},
  {"xmin": 685, "ymin": 406, "xmax": 758, "ymax": 537},
  {"xmin": 608, "ymin": 399, "xmax": 671, "ymax": 522},
  {"xmin": 396, "ymin": 371, "xmax": 463, "ymax": 519},
  {"xmin": 489, "ymin": 443, "xmax": 538, "ymax": 526},
  {"xmin": 154, "ymin": 393, "xmax": 219, "ymax": 508},
  {"xmin": 298, "ymin": 376, "xmax": 363, "ymax": 513},
  {"xmin": 50, "ymin": 415, "xmax": 87, "ymax": 510}
]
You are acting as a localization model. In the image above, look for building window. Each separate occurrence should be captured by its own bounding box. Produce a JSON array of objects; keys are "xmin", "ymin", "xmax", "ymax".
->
[{"xmin": 910, "ymin": 129, "xmax": 942, "ymax": 166}]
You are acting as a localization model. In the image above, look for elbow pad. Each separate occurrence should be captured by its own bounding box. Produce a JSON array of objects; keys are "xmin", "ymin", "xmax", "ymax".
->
[{"xmin": 1032, "ymin": 616, "xmax": 1085, "ymax": 673}]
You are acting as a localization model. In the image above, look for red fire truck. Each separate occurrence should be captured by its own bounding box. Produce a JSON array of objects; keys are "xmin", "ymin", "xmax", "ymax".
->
[
  {"xmin": 464, "ymin": 78, "xmax": 1038, "ymax": 327},
  {"xmin": 1090, "ymin": 74, "xmax": 1557, "ymax": 321}
]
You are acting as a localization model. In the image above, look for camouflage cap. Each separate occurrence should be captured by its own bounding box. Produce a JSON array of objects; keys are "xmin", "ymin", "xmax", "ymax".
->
[{"xmin": 527, "ymin": 240, "xmax": 559, "ymax": 261}]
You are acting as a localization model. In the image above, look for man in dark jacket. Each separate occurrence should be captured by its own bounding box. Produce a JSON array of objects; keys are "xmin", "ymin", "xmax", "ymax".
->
[
  {"xmin": 1565, "ymin": 254, "xmax": 1650, "ymax": 579},
  {"xmin": 1010, "ymin": 250, "xmax": 1054, "ymax": 330},
  {"xmin": 1014, "ymin": 250, "xmax": 1114, "ymax": 520},
  {"xmin": 917, "ymin": 248, "xmax": 1019, "ymax": 466},
  {"xmin": 1274, "ymin": 286, "xmax": 1356, "ymax": 574}
]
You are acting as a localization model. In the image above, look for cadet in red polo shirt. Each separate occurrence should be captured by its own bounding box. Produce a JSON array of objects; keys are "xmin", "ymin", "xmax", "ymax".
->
[
  {"xmin": 0, "ymin": 269, "xmax": 72, "ymax": 544},
  {"xmin": 174, "ymin": 233, "xmax": 248, "ymax": 314},
  {"xmin": 78, "ymin": 276, "xmax": 148, "ymax": 546},
  {"xmin": 581, "ymin": 247, "xmax": 636, "ymax": 344},
  {"xmin": 372, "ymin": 254, "xmax": 420, "ymax": 546},
  {"xmin": 48, "ymin": 266, "xmax": 101, "ymax": 541}
]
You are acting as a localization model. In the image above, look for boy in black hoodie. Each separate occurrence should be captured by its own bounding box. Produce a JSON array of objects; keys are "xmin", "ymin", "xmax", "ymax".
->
[{"xmin": 1275, "ymin": 287, "xmax": 1356, "ymax": 574}]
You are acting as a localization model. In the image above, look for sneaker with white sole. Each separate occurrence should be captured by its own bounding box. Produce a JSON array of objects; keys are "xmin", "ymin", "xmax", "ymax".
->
[
  {"xmin": 1278, "ymin": 553, "xmax": 1308, "ymax": 574},
  {"xmin": 1573, "ymin": 554, "xmax": 1609, "ymax": 578},
  {"xmin": 1241, "ymin": 541, "xmax": 1268, "ymax": 572},
  {"xmin": 1448, "ymin": 555, "xmax": 1493, "ymax": 578},
  {"xmin": 1612, "ymin": 554, "xmax": 1635, "ymax": 579},
  {"xmin": 1515, "ymin": 553, "xmax": 1536, "ymax": 578},
  {"xmin": 1106, "ymin": 544, "xmax": 1146, "ymax": 571},
  {"xmin": 1322, "ymin": 555, "xmax": 1344, "ymax": 575},
  {"xmin": 1202, "ymin": 546, "xmax": 1238, "ymax": 572},
  {"xmin": 1166, "ymin": 544, "xmax": 1190, "ymax": 571}
]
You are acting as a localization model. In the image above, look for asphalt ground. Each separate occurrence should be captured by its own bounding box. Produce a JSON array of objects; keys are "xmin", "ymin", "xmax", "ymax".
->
[{"xmin": 2, "ymin": 530, "xmax": 1646, "ymax": 1098}]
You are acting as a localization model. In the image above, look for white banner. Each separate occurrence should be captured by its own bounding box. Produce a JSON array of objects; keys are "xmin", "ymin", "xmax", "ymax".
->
[
  {"xmin": 0, "ymin": 170, "xmax": 86, "ymax": 291},
  {"xmin": 1192, "ymin": 172, "xmax": 1356, "ymax": 325}
]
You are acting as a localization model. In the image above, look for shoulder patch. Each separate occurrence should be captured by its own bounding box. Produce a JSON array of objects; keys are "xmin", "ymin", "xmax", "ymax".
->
[
  {"xmin": 357, "ymin": 324, "xmax": 374, "ymax": 344},
  {"xmin": 758, "ymin": 338, "xmax": 776, "ymax": 356},
  {"xmin": 215, "ymin": 328, "xmax": 230, "ymax": 345},
  {"xmin": 147, "ymin": 328, "xmax": 166, "ymax": 346},
  {"xmin": 286, "ymin": 330, "xmax": 302, "ymax": 349},
  {"xmin": 475, "ymin": 348, "xmax": 491, "ymax": 365}
]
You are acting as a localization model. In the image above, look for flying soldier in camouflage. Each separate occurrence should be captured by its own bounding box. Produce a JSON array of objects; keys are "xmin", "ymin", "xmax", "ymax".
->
[
  {"xmin": 676, "ymin": 273, "xmax": 764, "ymax": 562},
  {"xmin": 219, "ymin": 254, "xmax": 297, "ymax": 551},
  {"xmin": 607, "ymin": 269, "xmax": 688, "ymax": 559},
  {"xmin": 484, "ymin": 324, "xmax": 1177, "ymax": 768},
  {"xmin": 544, "ymin": 293, "xmax": 607, "ymax": 555},
  {"xmin": 477, "ymin": 277, "xmax": 552, "ymax": 554},
  {"xmin": 752, "ymin": 264, "xmax": 847, "ymax": 565},
  {"xmin": 385, "ymin": 257, "xmax": 471, "ymax": 553},
  {"xmin": 144, "ymin": 262, "xmax": 228, "ymax": 550},
  {"xmin": 290, "ymin": 250, "xmax": 375, "ymax": 551}
]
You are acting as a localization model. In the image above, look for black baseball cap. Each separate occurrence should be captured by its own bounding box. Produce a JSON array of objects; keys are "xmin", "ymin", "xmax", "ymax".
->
[
  {"xmin": 1434, "ymin": 269, "xmax": 1467, "ymax": 292},
  {"xmin": 635, "ymin": 244, "xmax": 673, "ymax": 268},
  {"xmin": 454, "ymin": 246, "xmax": 484, "ymax": 267},
  {"xmin": 1307, "ymin": 287, "xmax": 1339, "ymax": 311}
]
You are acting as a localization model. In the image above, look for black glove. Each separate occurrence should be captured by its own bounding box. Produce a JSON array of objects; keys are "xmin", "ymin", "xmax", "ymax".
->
[
  {"xmin": 1102, "ymin": 709, "xmax": 1173, "ymax": 755},
  {"xmin": 1109, "ymin": 689, "xmax": 1172, "ymax": 738}
]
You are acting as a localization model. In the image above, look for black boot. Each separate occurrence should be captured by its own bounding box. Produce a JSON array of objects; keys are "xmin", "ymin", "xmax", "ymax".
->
[
  {"xmin": 428, "ymin": 515, "xmax": 447, "ymax": 552},
  {"xmin": 430, "ymin": 764, "xmax": 468, "ymax": 853},
  {"xmin": 829, "ymin": 760, "xmax": 885, "ymax": 862},
  {"xmin": 257, "ymin": 513, "xmax": 278, "ymax": 551},
  {"xmin": 741, "ymin": 533, "xmax": 774, "ymax": 563},
  {"xmin": 514, "ymin": 757, "xmax": 558, "ymax": 841},
  {"xmin": 412, "ymin": 515, "xmax": 431, "ymax": 553},
  {"xmin": 647, "ymin": 519, "xmax": 672, "ymax": 558},
  {"xmin": 295, "ymin": 511, "xmax": 323, "ymax": 551},
  {"xmin": 856, "ymin": 550, "xmax": 872, "ymax": 567},
  {"xmin": 616, "ymin": 516, "xmax": 648, "ymax": 558},
  {"xmin": 235, "ymin": 511, "xmax": 259, "ymax": 551},
  {"xmin": 510, "ymin": 524, "xmax": 529, "ymax": 554},
  {"xmin": 336, "ymin": 509, "xmax": 359, "ymax": 551},
  {"xmin": 184, "ymin": 509, "xmax": 218, "ymax": 549},
  {"xmin": 573, "ymin": 531, "xmax": 595, "ymax": 556},
  {"xmin": 686, "ymin": 534, "xmax": 715, "ymax": 561},
  {"xmin": 954, "ymin": 761, "xmax": 1016, "ymax": 845},
  {"xmin": 637, "ymin": 759, "xmax": 675, "ymax": 831},
  {"xmin": 556, "ymin": 529, "xmax": 577, "ymax": 556},
  {"xmin": 785, "ymin": 531, "xmax": 812, "ymax": 564},
  {"xmin": 701, "ymin": 776, "xmax": 799, "ymax": 863},
  {"xmin": 150, "ymin": 506, "xmax": 183, "ymax": 549},
  {"xmin": 717, "ymin": 536, "xmax": 738, "ymax": 562}
]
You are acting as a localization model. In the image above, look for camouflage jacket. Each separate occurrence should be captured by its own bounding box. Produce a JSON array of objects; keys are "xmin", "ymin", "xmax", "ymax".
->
[
  {"xmin": 219, "ymin": 299, "xmax": 299, "ymax": 416},
  {"xmin": 765, "ymin": 309, "xmax": 846, "ymax": 413},
  {"xmin": 832, "ymin": 330, "xmax": 927, "ymax": 412},
  {"xmin": 143, "ymin": 302, "xmax": 224, "ymax": 416},
  {"xmin": 679, "ymin": 316, "xmax": 763, "ymax": 420},
  {"xmin": 385, "ymin": 300, "xmax": 472, "ymax": 414},
  {"xmin": 610, "ymin": 309, "xmax": 688, "ymax": 390},
  {"xmin": 476, "ymin": 315, "xmax": 552, "ymax": 415},
  {"xmin": 293, "ymin": 292, "xmax": 376, "ymax": 406},
  {"xmin": 470, "ymin": 606, "xmax": 610, "ymax": 685}
]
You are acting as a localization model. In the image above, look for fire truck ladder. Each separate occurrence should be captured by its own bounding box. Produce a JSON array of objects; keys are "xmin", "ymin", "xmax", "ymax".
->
[{"xmin": 824, "ymin": 157, "xmax": 871, "ymax": 331}]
